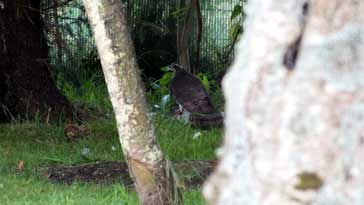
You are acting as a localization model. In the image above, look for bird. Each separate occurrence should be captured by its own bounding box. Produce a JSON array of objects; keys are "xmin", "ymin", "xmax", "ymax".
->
[{"xmin": 167, "ymin": 63, "xmax": 223, "ymax": 128}]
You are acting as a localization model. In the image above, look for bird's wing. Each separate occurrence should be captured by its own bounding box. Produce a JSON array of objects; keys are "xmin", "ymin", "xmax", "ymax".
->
[{"xmin": 170, "ymin": 73, "xmax": 218, "ymax": 114}]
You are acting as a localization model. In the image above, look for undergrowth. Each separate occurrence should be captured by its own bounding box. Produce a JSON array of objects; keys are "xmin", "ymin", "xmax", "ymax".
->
[{"xmin": 0, "ymin": 76, "xmax": 223, "ymax": 204}]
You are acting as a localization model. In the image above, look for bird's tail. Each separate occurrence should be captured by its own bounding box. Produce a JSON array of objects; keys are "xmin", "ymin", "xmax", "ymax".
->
[{"xmin": 190, "ymin": 112, "xmax": 223, "ymax": 129}]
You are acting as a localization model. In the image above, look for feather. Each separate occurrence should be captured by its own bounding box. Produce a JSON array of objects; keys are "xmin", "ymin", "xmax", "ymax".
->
[{"xmin": 168, "ymin": 63, "xmax": 223, "ymax": 128}]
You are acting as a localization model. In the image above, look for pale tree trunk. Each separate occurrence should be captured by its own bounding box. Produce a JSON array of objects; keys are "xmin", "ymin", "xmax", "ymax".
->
[
  {"xmin": 83, "ymin": 1, "xmax": 181, "ymax": 204},
  {"xmin": 204, "ymin": 0, "xmax": 364, "ymax": 204}
]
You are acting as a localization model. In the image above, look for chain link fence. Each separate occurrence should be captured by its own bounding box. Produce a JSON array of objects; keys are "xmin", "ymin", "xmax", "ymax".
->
[{"xmin": 42, "ymin": 0, "xmax": 241, "ymax": 83}]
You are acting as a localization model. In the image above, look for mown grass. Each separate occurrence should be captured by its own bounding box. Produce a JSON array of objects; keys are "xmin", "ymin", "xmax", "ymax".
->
[
  {"xmin": 0, "ymin": 113, "xmax": 222, "ymax": 205},
  {"xmin": 0, "ymin": 73, "xmax": 223, "ymax": 204}
]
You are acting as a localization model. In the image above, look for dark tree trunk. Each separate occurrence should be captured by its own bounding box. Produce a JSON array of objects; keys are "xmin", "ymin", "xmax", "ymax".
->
[
  {"xmin": 177, "ymin": 0, "xmax": 202, "ymax": 74},
  {"xmin": 177, "ymin": 0, "xmax": 194, "ymax": 73},
  {"xmin": 0, "ymin": 0, "xmax": 72, "ymax": 122}
]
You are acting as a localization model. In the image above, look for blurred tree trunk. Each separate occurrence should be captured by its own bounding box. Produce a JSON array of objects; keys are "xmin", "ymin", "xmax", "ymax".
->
[
  {"xmin": 83, "ymin": 1, "xmax": 181, "ymax": 205},
  {"xmin": 0, "ymin": 0, "xmax": 72, "ymax": 122},
  {"xmin": 204, "ymin": 0, "xmax": 364, "ymax": 204}
]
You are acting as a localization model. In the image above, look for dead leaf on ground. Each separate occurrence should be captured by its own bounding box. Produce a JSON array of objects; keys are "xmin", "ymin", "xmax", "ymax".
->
[{"xmin": 17, "ymin": 160, "xmax": 24, "ymax": 173}]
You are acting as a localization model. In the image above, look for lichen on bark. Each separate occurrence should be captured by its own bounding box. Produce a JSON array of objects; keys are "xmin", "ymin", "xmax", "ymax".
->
[
  {"xmin": 83, "ymin": 1, "xmax": 180, "ymax": 204},
  {"xmin": 204, "ymin": 0, "xmax": 364, "ymax": 204}
]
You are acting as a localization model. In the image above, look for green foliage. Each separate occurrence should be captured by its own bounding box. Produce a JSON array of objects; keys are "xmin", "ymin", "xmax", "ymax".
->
[
  {"xmin": 58, "ymin": 73, "xmax": 111, "ymax": 112},
  {"xmin": 230, "ymin": 4, "xmax": 242, "ymax": 20},
  {"xmin": 197, "ymin": 73, "xmax": 211, "ymax": 93},
  {"xmin": 130, "ymin": 2, "xmax": 179, "ymax": 80},
  {"xmin": 147, "ymin": 66, "xmax": 175, "ymax": 112},
  {"xmin": 79, "ymin": 49, "xmax": 102, "ymax": 80},
  {"xmin": 43, "ymin": 0, "xmax": 98, "ymax": 82},
  {"xmin": 147, "ymin": 66, "xmax": 219, "ymax": 114},
  {"xmin": 229, "ymin": 22, "xmax": 243, "ymax": 42},
  {"xmin": 45, "ymin": 0, "xmax": 246, "ymax": 88},
  {"xmin": 229, "ymin": 1, "xmax": 246, "ymax": 41},
  {"xmin": 53, "ymin": 46, "xmax": 105, "ymax": 93}
]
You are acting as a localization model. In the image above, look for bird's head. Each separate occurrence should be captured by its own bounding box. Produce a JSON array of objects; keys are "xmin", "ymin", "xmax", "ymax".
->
[{"xmin": 166, "ymin": 63, "xmax": 184, "ymax": 72}]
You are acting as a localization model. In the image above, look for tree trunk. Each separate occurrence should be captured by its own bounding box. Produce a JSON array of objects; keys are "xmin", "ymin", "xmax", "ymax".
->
[
  {"xmin": 0, "ymin": 0, "xmax": 72, "ymax": 122},
  {"xmin": 194, "ymin": 0, "xmax": 202, "ymax": 72},
  {"xmin": 177, "ymin": 0, "xmax": 202, "ymax": 74},
  {"xmin": 83, "ymin": 1, "xmax": 181, "ymax": 205},
  {"xmin": 177, "ymin": 0, "xmax": 194, "ymax": 73},
  {"xmin": 204, "ymin": 0, "xmax": 364, "ymax": 204}
]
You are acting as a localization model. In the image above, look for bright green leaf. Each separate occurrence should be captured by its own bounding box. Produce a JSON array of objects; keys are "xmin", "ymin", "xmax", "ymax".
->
[
  {"xmin": 197, "ymin": 73, "xmax": 210, "ymax": 92},
  {"xmin": 231, "ymin": 5, "xmax": 242, "ymax": 20},
  {"xmin": 229, "ymin": 23, "xmax": 242, "ymax": 41}
]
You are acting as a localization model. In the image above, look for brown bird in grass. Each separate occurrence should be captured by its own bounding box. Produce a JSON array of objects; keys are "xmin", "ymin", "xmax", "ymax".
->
[{"xmin": 167, "ymin": 63, "xmax": 223, "ymax": 128}]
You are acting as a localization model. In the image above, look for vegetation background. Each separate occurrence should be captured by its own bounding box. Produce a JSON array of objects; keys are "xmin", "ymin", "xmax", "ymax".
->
[{"xmin": 0, "ymin": 0, "xmax": 245, "ymax": 204}]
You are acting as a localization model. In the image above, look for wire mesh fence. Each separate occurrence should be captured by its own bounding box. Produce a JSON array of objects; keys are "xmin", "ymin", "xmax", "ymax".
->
[
  {"xmin": 200, "ymin": 0, "xmax": 241, "ymax": 74},
  {"xmin": 42, "ymin": 0, "xmax": 242, "ymax": 82}
]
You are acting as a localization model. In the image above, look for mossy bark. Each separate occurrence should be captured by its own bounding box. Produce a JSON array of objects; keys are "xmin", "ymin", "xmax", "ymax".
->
[
  {"xmin": 204, "ymin": 0, "xmax": 364, "ymax": 204},
  {"xmin": 83, "ymin": 1, "xmax": 181, "ymax": 204}
]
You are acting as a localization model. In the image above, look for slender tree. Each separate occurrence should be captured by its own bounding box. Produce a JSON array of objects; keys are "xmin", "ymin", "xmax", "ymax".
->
[
  {"xmin": 204, "ymin": 0, "xmax": 364, "ymax": 204},
  {"xmin": 83, "ymin": 1, "xmax": 181, "ymax": 204},
  {"xmin": 177, "ymin": 0, "xmax": 202, "ymax": 74}
]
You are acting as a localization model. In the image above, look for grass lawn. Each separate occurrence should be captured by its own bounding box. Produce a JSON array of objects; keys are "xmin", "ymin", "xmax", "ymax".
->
[{"xmin": 0, "ymin": 115, "xmax": 222, "ymax": 204}]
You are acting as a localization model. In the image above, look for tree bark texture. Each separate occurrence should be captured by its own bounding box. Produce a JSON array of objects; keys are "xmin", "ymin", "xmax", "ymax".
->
[
  {"xmin": 0, "ymin": 0, "xmax": 72, "ymax": 122},
  {"xmin": 177, "ymin": 0, "xmax": 194, "ymax": 73},
  {"xmin": 83, "ymin": 1, "xmax": 181, "ymax": 204},
  {"xmin": 204, "ymin": 0, "xmax": 364, "ymax": 204},
  {"xmin": 194, "ymin": 0, "xmax": 202, "ymax": 72},
  {"xmin": 178, "ymin": 0, "xmax": 202, "ymax": 74}
]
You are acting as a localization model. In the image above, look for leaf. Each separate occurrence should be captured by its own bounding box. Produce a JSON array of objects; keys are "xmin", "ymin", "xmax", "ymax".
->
[
  {"xmin": 160, "ymin": 94, "xmax": 171, "ymax": 109},
  {"xmin": 201, "ymin": 76, "xmax": 210, "ymax": 92},
  {"xmin": 231, "ymin": 5, "xmax": 242, "ymax": 20},
  {"xmin": 150, "ymin": 82, "xmax": 160, "ymax": 90},
  {"xmin": 159, "ymin": 72, "xmax": 174, "ymax": 86},
  {"xmin": 197, "ymin": 73, "xmax": 210, "ymax": 92},
  {"xmin": 229, "ymin": 23, "xmax": 242, "ymax": 41},
  {"xmin": 160, "ymin": 66, "xmax": 168, "ymax": 72},
  {"xmin": 160, "ymin": 86, "xmax": 169, "ymax": 96}
]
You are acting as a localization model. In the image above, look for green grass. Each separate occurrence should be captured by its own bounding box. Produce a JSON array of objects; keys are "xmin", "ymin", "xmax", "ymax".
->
[
  {"xmin": 0, "ymin": 71, "xmax": 223, "ymax": 204},
  {"xmin": 156, "ymin": 115, "xmax": 222, "ymax": 160},
  {"xmin": 0, "ymin": 114, "xmax": 221, "ymax": 204}
]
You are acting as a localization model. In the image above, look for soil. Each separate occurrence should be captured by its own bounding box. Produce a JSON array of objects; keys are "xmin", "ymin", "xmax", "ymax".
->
[{"xmin": 42, "ymin": 160, "xmax": 216, "ymax": 189}]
